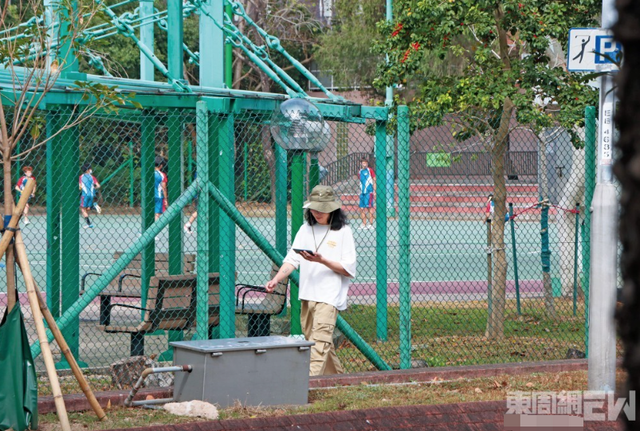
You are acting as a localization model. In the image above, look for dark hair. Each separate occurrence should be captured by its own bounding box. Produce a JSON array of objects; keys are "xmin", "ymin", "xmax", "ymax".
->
[
  {"xmin": 361, "ymin": 158, "xmax": 369, "ymax": 163},
  {"xmin": 23, "ymin": 166, "xmax": 33, "ymax": 172},
  {"xmin": 82, "ymin": 163, "xmax": 91, "ymax": 172},
  {"xmin": 155, "ymin": 156, "xmax": 165, "ymax": 168},
  {"xmin": 305, "ymin": 208, "xmax": 349, "ymax": 231}
]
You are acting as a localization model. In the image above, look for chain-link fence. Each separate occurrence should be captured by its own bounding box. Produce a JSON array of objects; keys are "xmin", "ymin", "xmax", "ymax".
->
[{"xmin": 0, "ymin": 103, "xmax": 611, "ymax": 389}]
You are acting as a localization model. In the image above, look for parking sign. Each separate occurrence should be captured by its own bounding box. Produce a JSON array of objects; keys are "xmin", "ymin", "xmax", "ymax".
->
[{"xmin": 567, "ymin": 28, "xmax": 622, "ymax": 72}]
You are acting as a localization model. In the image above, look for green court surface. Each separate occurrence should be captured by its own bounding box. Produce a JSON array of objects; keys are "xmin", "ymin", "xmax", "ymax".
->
[{"xmin": 0, "ymin": 213, "xmax": 576, "ymax": 295}]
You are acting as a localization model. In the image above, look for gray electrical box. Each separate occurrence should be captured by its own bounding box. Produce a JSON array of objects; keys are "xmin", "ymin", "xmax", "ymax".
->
[{"xmin": 171, "ymin": 336, "xmax": 314, "ymax": 407}]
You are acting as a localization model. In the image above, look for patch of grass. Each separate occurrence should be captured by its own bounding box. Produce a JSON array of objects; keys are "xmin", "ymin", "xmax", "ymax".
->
[
  {"xmin": 37, "ymin": 370, "xmax": 628, "ymax": 430},
  {"xmin": 337, "ymin": 298, "xmax": 603, "ymax": 372}
]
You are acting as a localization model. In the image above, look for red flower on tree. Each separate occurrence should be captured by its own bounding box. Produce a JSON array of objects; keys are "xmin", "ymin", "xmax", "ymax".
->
[{"xmin": 392, "ymin": 22, "xmax": 404, "ymax": 37}]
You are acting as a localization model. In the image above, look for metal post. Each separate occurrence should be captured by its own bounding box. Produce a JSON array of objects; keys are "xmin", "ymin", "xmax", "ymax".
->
[
  {"xmin": 509, "ymin": 203, "xmax": 521, "ymax": 315},
  {"xmin": 139, "ymin": 0, "xmax": 154, "ymax": 81},
  {"xmin": 46, "ymin": 113, "xmax": 61, "ymax": 317},
  {"xmin": 129, "ymin": 141, "xmax": 135, "ymax": 208},
  {"xmin": 573, "ymin": 204, "xmax": 580, "ymax": 317},
  {"xmin": 397, "ymin": 106, "xmax": 411, "ymax": 369},
  {"xmin": 167, "ymin": 0, "xmax": 183, "ymax": 85},
  {"xmin": 218, "ymin": 113, "xmax": 236, "ymax": 338},
  {"xmin": 243, "ymin": 141, "xmax": 248, "ymax": 201},
  {"xmin": 385, "ymin": 0, "xmax": 395, "ymax": 217},
  {"xmin": 225, "ymin": 3, "xmax": 233, "ymax": 88},
  {"xmin": 588, "ymin": 0, "xmax": 618, "ymax": 392},
  {"xmin": 195, "ymin": 101, "xmax": 211, "ymax": 341},
  {"xmin": 309, "ymin": 155, "xmax": 319, "ymax": 190},
  {"xmin": 140, "ymin": 113, "xmax": 156, "ymax": 314},
  {"xmin": 275, "ymin": 145, "xmax": 287, "ymax": 255},
  {"xmin": 290, "ymin": 151, "xmax": 304, "ymax": 335},
  {"xmin": 375, "ymin": 120, "xmax": 388, "ymax": 341},
  {"xmin": 199, "ymin": 0, "xmax": 224, "ymax": 87},
  {"xmin": 207, "ymin": 116, "xmax": 220, "ymax": 277},
  {"xmin": 168, "ymin": 111, "xmax": 183, "ymax": 276},
  {"xmin": 58, "ymin": 107, "xmax": 82, "ymax": 368},
  {"xmin": 583, "ymin": 106, "xmax": 596, "ymax": 357},
  {"xmin": 486, "ymin": 220, "xmax": 493, "ymax": 316},
  {"xmin": 59, "ymin": 0, "xmax": 78, "ymax": 77}
]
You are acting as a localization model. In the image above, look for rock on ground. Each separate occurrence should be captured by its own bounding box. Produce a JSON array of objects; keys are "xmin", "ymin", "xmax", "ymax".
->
[{"xmin": 163, "ymin": 400, "xmax": 219, "ymax": 420}]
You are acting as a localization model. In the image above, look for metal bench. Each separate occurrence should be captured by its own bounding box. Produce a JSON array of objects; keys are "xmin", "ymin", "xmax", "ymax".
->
[
  {"xmin": 235, "ymin": 266, "xmax": 289, "ymax": 337},
  {"xmin": 98, "ymin": 273, "xmax": 220, "ymax": 356}
]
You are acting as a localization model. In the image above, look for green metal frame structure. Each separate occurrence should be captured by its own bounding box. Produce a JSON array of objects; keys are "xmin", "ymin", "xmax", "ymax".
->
[{"xmin": 1, "ymin": 0, "xmax": 414, "ymax": 371}]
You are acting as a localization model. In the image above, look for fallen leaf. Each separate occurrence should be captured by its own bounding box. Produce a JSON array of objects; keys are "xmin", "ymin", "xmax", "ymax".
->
[
  {"xmin": 526, "ymin": 382, "xmax": 534, "ymax": 388},
  {"xmin": 475, "ymin": 387, "xmax": 483, "ymax": 393},
  {"xmin": 146, "ymin": 395, "xmax": 155, "ymax": 400}
]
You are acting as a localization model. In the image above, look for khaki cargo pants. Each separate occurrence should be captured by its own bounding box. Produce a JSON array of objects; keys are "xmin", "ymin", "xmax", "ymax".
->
[{"xmin": 300, "ymin": 300, "xmax": 344, "ymax": 376}]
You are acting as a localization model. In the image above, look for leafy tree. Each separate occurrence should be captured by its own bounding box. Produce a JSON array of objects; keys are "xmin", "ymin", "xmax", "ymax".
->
[
  {"xmin": 315, "ymin": 0, "xmax": 385, "ymax": 92},
  {"xmin": 0, "ymin": 0, "xmax": 138, "ymax": 306},
  {"xmin": 374, "ymin": 0, "xmax": 600, "ymax": 339}
]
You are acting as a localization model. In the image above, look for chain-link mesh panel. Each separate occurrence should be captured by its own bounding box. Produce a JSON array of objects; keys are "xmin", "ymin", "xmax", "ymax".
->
[{"xmin": 0, "ymin": 104, "xmax": 617, "ymax": 389}]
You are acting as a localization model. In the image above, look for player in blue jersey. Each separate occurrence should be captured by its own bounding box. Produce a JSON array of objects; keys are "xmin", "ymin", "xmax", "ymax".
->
[
  {"xmin": 357, "ymin": 158, "xmax": 376, "ymax": 229},
  {"xmin": 14, "ymin": 165, "xmax": 36, "ymax": 225},
  {"xmin": 154, "ymin": 157, "xmax": 168, "ymax": 221},
  {"xmin": 79, "ymin": 164, "xmax": 101, "ymax": 228}
]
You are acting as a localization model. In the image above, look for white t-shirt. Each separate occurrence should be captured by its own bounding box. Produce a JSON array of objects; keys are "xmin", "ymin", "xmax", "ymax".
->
[{"xmin": 283, "ymin": 223, "xmax": 356, "ymax": 311}]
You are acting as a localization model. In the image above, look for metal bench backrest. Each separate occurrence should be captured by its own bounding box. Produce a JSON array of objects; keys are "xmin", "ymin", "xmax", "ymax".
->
[
  {"xmin": 113, "ymin": 252, "xmax": 196, "ymax": 273},
  {"xmin": 145, "ymin": 273, "xmax": 220, "ymax": 332}
]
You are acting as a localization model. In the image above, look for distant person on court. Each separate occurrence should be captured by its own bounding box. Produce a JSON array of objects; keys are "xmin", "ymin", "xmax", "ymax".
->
[
  {"xmin": 265, "ymin": 185, "xmax": 356, "ymax": 376},
  {"xmin": 357, "ymin": 158, "xmax": 375, "ymax": 229},
  {"xmin": 155, "ymin": 157, "xmax": 168, "ymax": 221},
  {"xmin": 485, "ymin": 194, "xmax": 510, "ymax": 223},
  {"xmin": 15, "ymin": 165, "xmax": 36, "ymax": 225},
  {"xmin": 79, "ymin": 164, "xmax": 101, "ymax": 228}
]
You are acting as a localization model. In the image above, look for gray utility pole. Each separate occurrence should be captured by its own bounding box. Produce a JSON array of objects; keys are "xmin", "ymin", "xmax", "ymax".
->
[{"xmin": 588, "ymin": 0, "xmax": 618, "ymax": 392}]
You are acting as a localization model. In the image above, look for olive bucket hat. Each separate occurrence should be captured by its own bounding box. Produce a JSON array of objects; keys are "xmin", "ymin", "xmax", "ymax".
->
[{"xmin": 303, "ymin": 185, "xmax": 342, "ymax": 213}]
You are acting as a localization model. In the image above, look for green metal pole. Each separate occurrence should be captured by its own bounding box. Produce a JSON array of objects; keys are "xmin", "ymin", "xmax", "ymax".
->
[
  {"xmin": 203, "ymin": 182, "xmax": 393, "ymax": 371},
  {"xmin": 199, "ymin": 0, "xmax": 224, "ymax": 87},
  {"xmin": 129, "ymin": 141, "xmax": 135, "ymax": 208},
  {"xmin": 573, "ymin": 204, "xmax": 580, "ymax": 317},
  {"xmin": 309, "ymin": 155, "xmax": 319, "ymax": 191},
  {"xmin": 218, "ymin": 112, "xmax": 236, "ymax": 338},
  {"xmin": 509, "ymin": 203, "xmax": 521, "ymax": 315},
  {"xmin": 275, "ymin": 145, "xmax": 287, "ymax": 255},
  {"xmin": 31, "ymin": 183, "xmax": 199, "ymax": 359},
  {"xmin": 46, "ymin": 113, "xmax": 61, "ymax": 318},
  {"xmin": 243, "ymin": 141, "xmax": 248, "ymax": 201},
  {"xmin": 397, "ymin": 106, "xmax": 411, "ymax": 369},
  {"xmin": 139, "ymin": 0, "xmax": 155, "ymax": 81},
  {"xmin": 141, "ymin": 113, "xmax": 156, "ymax": 314},
  {"xmin": 207, "ymin": 116, "xmax": 220, "ymax": 277},
  {"xmin": 187, "ymin": 140, "xmax": 193, "ymax": 187},
  {"xmin": 168, "ymin": 111, "xmax": 183, "ymax": 276},
  {"xmin": 167, "ymin": 0, "xmax": 183, "ymax": 86},
  {"xmin": 375, "ymin": 120, "xmax": 388, "ymax": 341},
  {"xmin": 195, "ymin": 101, "xmax": 211, "ymax": 340},
  {"xmin": 486, "ymin": 220, "xmax": 493, "ymax": 317},
  {"xmin": 225, "ymin": 3, "xmax": 233, "ymax": 88},
  {"xmin": 290, "ymin": 151, "xmax": 305, "ymax": 335},
  {"xmin": 59, "ymin": 0, "xmax": 79, "ymax": 78},
  {"xmin": 57, "ymin": 107, "xmax": 83, "ymax": 369},
  {"xmin": 583, "ymin": 106, "xmax": 596, "ymax": 358}
]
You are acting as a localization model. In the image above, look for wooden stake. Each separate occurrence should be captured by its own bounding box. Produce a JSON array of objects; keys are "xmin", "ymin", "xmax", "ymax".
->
[
  {"xmin": 14, "ymin": 231, "xmax": 71, "ymax": 431},
  {"xmin": 14, "ymin": 250, "xmax": 107, "ymax": 421}
]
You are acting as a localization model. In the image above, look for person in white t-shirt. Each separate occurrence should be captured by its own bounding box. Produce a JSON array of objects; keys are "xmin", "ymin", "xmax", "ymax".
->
[{"xmin": 265, "ymin": 185, "xmax": 356, "ymax": 376}]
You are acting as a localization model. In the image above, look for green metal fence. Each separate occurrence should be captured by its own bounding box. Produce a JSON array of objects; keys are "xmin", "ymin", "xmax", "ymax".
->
[{"xmin": 0, "ymin": 102, "xmax": 611, "ymax": 385}]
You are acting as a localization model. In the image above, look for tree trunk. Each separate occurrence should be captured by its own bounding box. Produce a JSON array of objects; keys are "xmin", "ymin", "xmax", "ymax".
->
[
  {"xmin": 4, "ymin": 149, "xmax": 17, "ymax": 309},
  {"xmin": 485, "ymin": 99, "xmax": 513, "ymax": 340}
]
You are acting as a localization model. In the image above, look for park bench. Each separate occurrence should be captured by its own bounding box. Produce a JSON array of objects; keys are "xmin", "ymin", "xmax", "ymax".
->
[
  {"xmin": 235, "ymin": 266, "xmax": 289, "ymax": 337},
  {"xmin": 81, "ymin": 252, "xmax": 196, "ymax": 295},
  {"xmin": 98, "ymin": 273, "xmax": 220, "ymax": 356}
]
